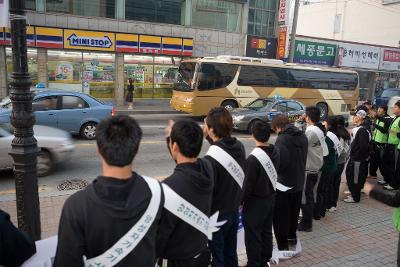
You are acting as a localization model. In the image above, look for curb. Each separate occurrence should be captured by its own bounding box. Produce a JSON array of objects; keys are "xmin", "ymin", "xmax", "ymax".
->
[{"xmin": 116, "ymin": 110, "xmax": 182, "ymax": 115}]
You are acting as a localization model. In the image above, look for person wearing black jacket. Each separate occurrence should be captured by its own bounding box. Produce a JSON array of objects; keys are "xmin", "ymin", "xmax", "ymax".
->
[
  {"xmin": 344, "ymin": 110, "xmax": 371, "ymax": 203},
  {"xmin": 204, "ymin": 107, "xmax": 246, "ymax": 267},
  {"xmin": 0, "ymin": 209, "xmax": 36, "ymax": 267},
  {"xmin": 54, "ymin": 115, "xmax": 163, "ymax": 267},
  {"xmin": 157, "ymin": 120, "xmax": 213, "ymax": 267},
  {"xmin": 242, "ymin": 121, "xmax": 280, "ymax": 267},
  {"xmin": 271, "ymin": 114, "xmax": 308, "ymax": 250}
]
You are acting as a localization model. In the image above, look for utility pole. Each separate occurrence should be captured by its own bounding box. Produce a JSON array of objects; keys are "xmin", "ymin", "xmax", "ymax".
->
[
  {"xmin": 288, "ymin": 0, "xmax": 300, "ymax": 63},
  {"xmin": 9, "ymin": 0, "xmax": 41, "ymax": 240}
]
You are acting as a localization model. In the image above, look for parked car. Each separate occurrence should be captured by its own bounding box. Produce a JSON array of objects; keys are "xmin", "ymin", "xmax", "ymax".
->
[
  {"xmin": 0, "ymin": 123, "xmax": 75, "ymax": 176},
  {"xmin": 374, "ymin": 88, "xmax": 400, "ymax": 107},
  {"xmin": 231, "ymin": 98, "xmax": 306, "ymax": 133},
  {"xmin": 0, "ymin": 90, "xmax": 115, "ymax": 140}
]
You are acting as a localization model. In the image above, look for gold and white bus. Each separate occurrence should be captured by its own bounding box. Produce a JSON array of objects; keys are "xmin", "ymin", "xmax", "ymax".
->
[{"xmin": 170, "ymin": 55, "xmax": 359, "ymax": 119}]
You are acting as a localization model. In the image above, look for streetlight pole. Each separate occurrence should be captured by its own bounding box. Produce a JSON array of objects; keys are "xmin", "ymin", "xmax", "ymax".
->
[
  {"xmin": 288, "ymin": 0, "xmax": 300, "ymax": 63},
  {"xmin": 9, "ymin": 0, "xmax": 41, "ymax": 240}
]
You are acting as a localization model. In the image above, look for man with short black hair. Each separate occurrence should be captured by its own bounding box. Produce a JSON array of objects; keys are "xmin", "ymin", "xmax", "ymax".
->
[
  {"xmin": 204, "ymin": 107, "xmax": 246, "ymax": 267},
  {"xmin": 271, "ymin": 114, "xmax": 308, "ymax": 250},
  {"xmin": 157, "ymin": 120, "xmax": 214, "ymax": 267},
  {"xmin": 242, "ymin": 121, "xmax": 279, "ymax": 267},
  {"xmin": 54, "ymin": 115, "xmax": 163, "ymax": 267}
]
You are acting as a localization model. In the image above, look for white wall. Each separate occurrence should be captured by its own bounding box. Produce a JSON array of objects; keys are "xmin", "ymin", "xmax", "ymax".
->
[{"xmin": 297, "ymin": 1, "xmax": 400, "ymax": 47}]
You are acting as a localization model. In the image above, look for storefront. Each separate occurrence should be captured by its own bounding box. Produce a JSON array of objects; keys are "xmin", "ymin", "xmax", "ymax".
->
[{"xmin": 0, "ymin": 26, "xmax": 193, "ymax": 99}]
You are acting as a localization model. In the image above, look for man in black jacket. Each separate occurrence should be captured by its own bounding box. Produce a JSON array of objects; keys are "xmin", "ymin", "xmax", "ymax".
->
[
  {"xmin": 271, "ymin": 114, "xmax": 308, "ymax": 250},
  {"xmin": 0, "ymin": 209, "xmax": 36, "ymax": 267},
  {"xmin": 157, "ymin": 120, "xmax": 213, "ymax": 267},
  {"xmin": 54, "ymin": 115, "xmax": 163, "ymax": 267},
  {"xmin": 344, "ymin": 110, "xmax": 371, "ymax": 203},
  {"xmin": 204, "ymin": 107, "xmax": 246, "ymax": 267},
  {"xmin": 243, "ymin": 121, "xmax": 280, "ymax": 267}
]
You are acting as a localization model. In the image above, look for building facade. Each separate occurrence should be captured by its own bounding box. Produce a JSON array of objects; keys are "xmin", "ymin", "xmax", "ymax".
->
[{"xmin": 0, "ymin": 0, "xmax": 280, "ymax": 102}]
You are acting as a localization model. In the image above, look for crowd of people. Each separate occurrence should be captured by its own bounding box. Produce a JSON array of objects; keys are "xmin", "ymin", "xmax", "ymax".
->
[{"xmin": 2, "ymin": 100, "xmax": 400, "ymax": 267}]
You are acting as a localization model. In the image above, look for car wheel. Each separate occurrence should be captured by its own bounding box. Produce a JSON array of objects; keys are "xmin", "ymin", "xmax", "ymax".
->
[
  {"xmin": 221, "ymin": 100, "xmax": 238, "ymax": 110},
  {"xmin": 80, "ymin": 122, "xmax": 97, "ymax": 140},
  {"xmin": 37, "ymin": 150, "xmax": 53, "ymax": 177},
  {"xmin": 317, "ymin": 102, "xmax": 329, "ymax": 120}
]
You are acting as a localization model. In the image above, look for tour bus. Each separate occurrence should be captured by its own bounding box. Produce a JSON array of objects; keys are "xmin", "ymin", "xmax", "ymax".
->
[{"xmin": 170, "ymin": 55, "xmax": 359, "ymax": 119}]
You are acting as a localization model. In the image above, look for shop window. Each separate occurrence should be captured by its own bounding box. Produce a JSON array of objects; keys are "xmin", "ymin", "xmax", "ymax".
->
[
  {"xmin": 124, "ymin": 55, "xmax": 154, "ymax": 98},
  {"xmin": 24, "ymin": 0, "xmax": 36, "ymax": 10},
  {"xmin": 248, "ymin": 0, "xmax": 276, "ymax": 37},
  {"xmin": 83, "ymin": 52, "xmax": 115, "ymax": 98},
  {"xmin": 6, "ymin": 48, "xmax": 38, "ymax": 89},
  {"xmin": 125, "ymin": 0, "xmax": 182, "ymax": 25},
  {"xmin": 46, "ymin": 0, "xmax": 115, "ymax": 18},
  {"xmin": 154, "ymin": 56, "xmax": 181, "ymax": 98}
]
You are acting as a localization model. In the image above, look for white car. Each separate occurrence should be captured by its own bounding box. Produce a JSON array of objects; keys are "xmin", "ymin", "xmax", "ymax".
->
[{"xmin": 0, "ymin": 123, "xmax": 75, "ymax": 177}]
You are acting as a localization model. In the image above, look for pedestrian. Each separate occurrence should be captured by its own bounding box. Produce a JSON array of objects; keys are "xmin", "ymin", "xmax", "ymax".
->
[
  {"xmin": 54, "ymin": 115, "xmax": 163, "ymax": 267},
  {"xmin": 0, "ymin": 209, "xmax": 36, "ymax": 267},
  {"xmin": 298, "ymin": 107, "xmax": 327, "ymax": 232},
  {"xmin": 271, "ymin": 114, "xmax": 308, "ymax": 250},
  {"xmin": 363, "ymin": 181, "xmax": 400, "ymax": 266},
  {"xmin": 126, "ymin": 78, "xmax": 134, "ymax": 109},
  {"xmin": 344, "ymin": 110, "xmax": 371, "ymax": 203},
  {"xmin": 242, "ymin": 121, "xmax": 280, "ymax": 267},
  {"xmin": 204, "ymin": 107, "xmax": 246, "ymax": 267},
  {"xmin": 370, "ymin": 105, "xmax": 392, "ymax": 180},
  {"xmin": 157, "ymin": 119, "xmax": 213, "ymax": 267},
  {"xmin": 382, "ymin": 101, "xmax": 400, "ymax": 190},
  {"xmin": 326, "ymin": 115, "xmax": 351, "ymax": 211}
]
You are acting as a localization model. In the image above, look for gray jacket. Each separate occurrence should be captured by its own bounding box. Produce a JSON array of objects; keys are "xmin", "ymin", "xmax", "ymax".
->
[{"xmin": 305, "ymin": 127, "xmax": 324, "ymax": 172}]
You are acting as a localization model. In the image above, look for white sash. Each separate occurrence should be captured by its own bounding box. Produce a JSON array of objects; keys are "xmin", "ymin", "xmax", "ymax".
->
[
  {"xmin": 206, "ymin": 145, "xmax": 245, "ymax": 188},
  {"xmin": 162, "ymin": 184, "xmax": 226, "ymax": 240},
  {"xmin": 84, "ymin": 176, "xmax": 162, "ymax": 267},
  {"xmin": 327, "ymin": 131, "xmax": 343, "ymax": 155},
  {"xmin": 250, "ymin": 147, "xmax": 291, "ymax": 192},
  {"xmin": 306, "ymin": 125, "xmax": 328, "ymax": 156}
]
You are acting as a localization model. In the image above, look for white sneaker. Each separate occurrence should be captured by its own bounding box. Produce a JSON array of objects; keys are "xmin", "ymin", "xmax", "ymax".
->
[
  {"xmin": 328, "ymin": 207, "xmax": 337, "ymax": 212},
  {"xmin": 344, "ymin": 196, "xmax": 356, "ymax": 203},
  {"xmin": 384, "ymin": 185, "xmax": 395, "ymax": 190},
  {"xmin": 344, "ymin": 190, "xmax": 350, "ymax": 194}
]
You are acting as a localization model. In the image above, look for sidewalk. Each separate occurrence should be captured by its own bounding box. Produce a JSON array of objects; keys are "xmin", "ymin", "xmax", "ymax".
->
[
  {"xmin": 0, "ymin": 179, "xmax": 397, "ymax": 266},
  {"xmin": 115, "ymin": 99, "xmax": 182, "ymax": 115}
]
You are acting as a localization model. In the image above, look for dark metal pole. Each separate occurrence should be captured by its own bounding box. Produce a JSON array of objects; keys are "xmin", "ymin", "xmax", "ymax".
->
[
  {"xmin": 288, "ymin": 0, "xmax": 300, "ymax": 63},
  {"xmin": 9, "ymin": 0, "xmax": 41, "ymax": 240}
]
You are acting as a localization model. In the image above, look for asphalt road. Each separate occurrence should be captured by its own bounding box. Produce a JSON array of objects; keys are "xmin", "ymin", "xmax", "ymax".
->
[{"xmin": 0, "ymin": 114, "xmax": 277, "ymax": 200}]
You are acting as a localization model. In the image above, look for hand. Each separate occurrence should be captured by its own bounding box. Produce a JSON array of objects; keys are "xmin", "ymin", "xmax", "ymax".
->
[
  {"xmin": 165, "ymin": 119, "xmax": 175, "ymax": 138},
  {"xmin": 363, "ymin": 181, "xmax": 375, "ymax": 195},
  {"xmin": 203, "ymin": 118, "xmax": 209, "ymax": 138}
]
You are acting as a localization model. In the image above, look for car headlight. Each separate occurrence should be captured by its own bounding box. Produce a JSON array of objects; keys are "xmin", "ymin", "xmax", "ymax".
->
[{"xmin": 233, "ymin": 115, "xmax": 245, "ymax": 122}]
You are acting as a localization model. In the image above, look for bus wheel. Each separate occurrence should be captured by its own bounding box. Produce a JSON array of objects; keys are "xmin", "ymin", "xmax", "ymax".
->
[
  {"xmin": 317, "ymin": 102, "xmax": 329, "ymax": 120},
  {"xmin": 221, "ymin": 100, "xmax": 238, "ymax": 110}
]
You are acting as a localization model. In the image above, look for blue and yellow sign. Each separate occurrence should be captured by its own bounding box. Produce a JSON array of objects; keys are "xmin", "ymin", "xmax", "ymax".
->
[
  {"xmin": 140, "ymin": 35, "xmax": 161, "ymax": 54},
  {"xmin": 116, "ymin": 33, "xmax": 138, "ymax": 53},
  {"xmin": 64, "ymin": 29, "xmax": 115, "ymax": 51},
  {"xmin": 36, "ymin": 27, "xmax": 63, "ymax": 49}
]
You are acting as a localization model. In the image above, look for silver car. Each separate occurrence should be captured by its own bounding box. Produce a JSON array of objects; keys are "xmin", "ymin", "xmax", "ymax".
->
[
  {"xmin": 231, "ymin": 98, "xmax": 306, "ymax": 133},
  {"xmin": 0, "ymin": 123, "xmax": 75, "ymax": 177}
]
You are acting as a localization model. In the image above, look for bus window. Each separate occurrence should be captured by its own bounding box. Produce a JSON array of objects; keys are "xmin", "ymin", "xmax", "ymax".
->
[
  {"xmin": 175, "ymin": 62, "xmax": 196, "ymax": 91},
  {"xmin": 198, "ymin": 63, "xmax": 238, "ymax": 90},
  {"xmin": 238, "ymin": 65, "xmax": 288, "ymax": 87},
  {"xmin": 328, "ymin": 72, "xmax": 358, "ymax": 90}
]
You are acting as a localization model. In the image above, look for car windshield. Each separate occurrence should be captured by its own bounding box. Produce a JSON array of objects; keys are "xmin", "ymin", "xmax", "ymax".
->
[
  {"xmin": 174, "ymin": 62, "xmax": 196, "ymax": 92},
  {"xmin": 381, "ymin": 89, "xmax": 400, "ymax": 98},
  {"xmin": 245, "ymin": 99, "xmax": 274, "ymax": 111}
]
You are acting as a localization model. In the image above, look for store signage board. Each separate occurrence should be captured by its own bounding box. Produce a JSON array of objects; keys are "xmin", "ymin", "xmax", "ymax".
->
[
  {"xmin": 64, "ymin": 30, "xmax": 115, "ymax": 51},
  {"xmin": 277, "ymin": 26, "xmax": 287, "ymax": 59},
  {"xmin": 294, "ymin": 40, "xmax": 336, "ymax": 66},
  {"xmin": 245, "ymin": 35, "xmax": 277, "ymax": 59},
  {"xmin": 379, "ymin": 48, "xmax": 400, "ymax": 71},
  {"xmin": 278, "ymin": 0, "xmax": 289, "ymax": 26},
  {"xmin": 337, "ymin": 43, "xmax": 380, "ymax": 69},
  {"xmin": 0, "ymin": 0, "xmax": 9, "ymax": 27}
]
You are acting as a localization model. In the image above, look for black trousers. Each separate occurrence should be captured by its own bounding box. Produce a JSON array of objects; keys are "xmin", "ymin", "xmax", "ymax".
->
[
  {"xmin": 328, "ymin": 162, "xmax": 345, "ymax": 209},
  {"xmin": 273, "ymin": 191, "xmax": 302, "ymax": 250},
  {"xmin": 158, "ymin": 250, "xmax": 211, "ymax": 267},
  {"xmin": 314, "ymin": 170, "xmax": 332, "ymax": 218},
  {"xmin": 370, "ymin": 141, "xmax": 384, "ymax": 176},
  {"xmin": 383, "ymin": 144, "xmax": 397, "ymax": 185},
  {"xmin": 390, "ymin": 148, "xmax": 400, "ymax": 189},
  {"xmin": 243, "ymin": 197, "xmax": 275, "ymax": 267},
  {"xmin": 300, "ymin": 171, "xmax": 319, "ymax": 229},
  {"xmin": 346, "ymin": 159, "xmax": 368, "ymax": 202}
]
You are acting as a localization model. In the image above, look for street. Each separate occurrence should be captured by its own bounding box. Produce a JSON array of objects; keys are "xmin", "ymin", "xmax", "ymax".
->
[{"xmin": 0, "ymin": 113, "xmax": 268, "ymax": 200}]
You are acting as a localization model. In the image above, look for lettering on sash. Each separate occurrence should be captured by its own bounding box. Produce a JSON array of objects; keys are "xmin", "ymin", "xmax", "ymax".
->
[
  {"xmin": 306, "ymin": 125, "xmax": 328, "ymax": 156},
  {"xmin": 162, "ymin": 184, "xmax": 226, "ymax": 240},
  {"xmin": 206, "ymin": 145, "xmax": 245, "ymax": 188},
  {"xmin": 250, "ymin": 148, "xmax": 291, "ymax": 192},
  {"xmin": 84, "ymin": 176, "xmax": 161, "ymax": 267},
  {"xmin": 327, "ymin": 131, "xmax": 343, "ymax": 155}
]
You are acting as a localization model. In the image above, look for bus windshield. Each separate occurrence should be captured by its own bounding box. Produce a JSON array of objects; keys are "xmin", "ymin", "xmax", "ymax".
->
[{"xmin": 175, "ymin": 62, "xmax": 196, "ymax": 92}]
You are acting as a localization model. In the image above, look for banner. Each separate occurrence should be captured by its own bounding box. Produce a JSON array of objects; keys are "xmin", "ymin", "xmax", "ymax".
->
[
  {"xmin": 0, "ymin": 0, "xmax": 9, "ymax": 27},
  {"xmin": 278, "ymin": 0, "xmax": 289, "ymax": 25},
  {"xmin": 245, "ymin": 35, "xmax": 277, "ymax": 59},
  {"xmin": 337, "ymin": 43, "xmax": 380, "ymax": 69},
  {"xmin": 379, "ymin": 48, "xmax": 400, "ymax": 71},
  {"xmin": 277, "ymin": 26, "xmax": 287, "ymax": 59},
  {"xmin": 294, "ymin": 40, "xmax": 336, "ymax": 66}
]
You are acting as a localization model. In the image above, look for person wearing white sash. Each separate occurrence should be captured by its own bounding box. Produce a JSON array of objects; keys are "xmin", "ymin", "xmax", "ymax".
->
[
  {"xmin": 298, "ymin": 106, "xmax": 327, "ymax": 232},
  {"xmin": 242, "ymin": 121, "xmax": 280, "ymax": 267},
  {"xmin": 203, "ymin": 107, "xmax": 246, "ymax": 267},
  {"xmin": 344, "ymin": 110, "xmax": 371, "ymax": 203},
  {"xmin": 156, "ymin": 120, "xmax": 214, "ymax": 267},
  {"xmin": 54, "ymin": 115, "xmax": 163, "ymax": 267}
]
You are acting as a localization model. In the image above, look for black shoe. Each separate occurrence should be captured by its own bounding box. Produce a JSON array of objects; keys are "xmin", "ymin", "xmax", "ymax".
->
[
  {"xmin": 313, "ymin": 214, "xmax": 321, "ymax": 220},
  {"xmin": 298, "ymin": 224, "xmax": 312, "ymax": 232}
]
